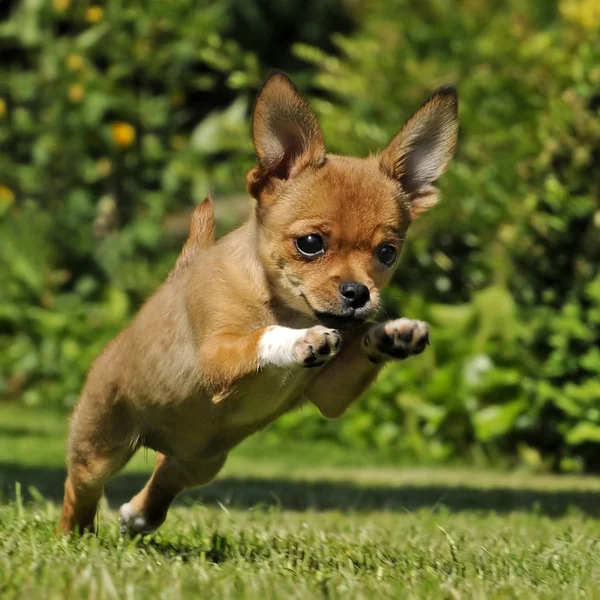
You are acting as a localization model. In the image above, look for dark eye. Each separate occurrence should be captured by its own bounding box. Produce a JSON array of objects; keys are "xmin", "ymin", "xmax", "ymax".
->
[
  {"xmin": 376, "ymin": 244, "xmax": 397, "ymax": 267},
  {"xmin": 296, "ymin": 234, "xmax": 325, "ymax": 257}
]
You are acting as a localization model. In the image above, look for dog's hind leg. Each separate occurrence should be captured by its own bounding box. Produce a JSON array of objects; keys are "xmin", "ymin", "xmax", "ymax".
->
[
  {"xmin": 59, "ymin": 396, "xmax": 135, "ymax": 534},
  {"xmin": 119, "ymin": 452, "xmax": 226, "ymax": 536}
]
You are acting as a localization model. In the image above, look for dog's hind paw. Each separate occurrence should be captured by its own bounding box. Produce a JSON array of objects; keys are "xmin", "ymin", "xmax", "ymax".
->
[
  {"xmin": 119, "ymin": 502, "xmax": 163, "ymax": 537},
  {"xmin": 363, "ymin": 318, "xmax": 429, "ymax": 363}
]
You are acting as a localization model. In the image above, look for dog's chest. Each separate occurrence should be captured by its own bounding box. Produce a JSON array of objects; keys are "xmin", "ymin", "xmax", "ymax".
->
[{"xmin": 223, "ymin": 365, "xmax": 312, "ymax": 428}]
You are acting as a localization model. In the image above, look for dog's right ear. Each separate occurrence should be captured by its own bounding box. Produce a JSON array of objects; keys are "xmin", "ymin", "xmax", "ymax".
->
[{"xmin": 247, "ymin": 72, "xmax": 326, "ymax": 201}]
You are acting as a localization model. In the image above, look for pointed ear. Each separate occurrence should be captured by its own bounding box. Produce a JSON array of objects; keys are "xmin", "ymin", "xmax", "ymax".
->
[
  {"xmin": 247, "ymin": 72, "xmax": 326, "ymax": 199},
  {"xmin": 380, "ymin": 85, "xmax": 458, "ymax": 219}
]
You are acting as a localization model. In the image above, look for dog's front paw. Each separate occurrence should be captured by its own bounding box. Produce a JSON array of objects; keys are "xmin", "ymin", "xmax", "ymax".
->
[
  {"xmin": 363, "ymin": 318, "xmax": 429, "ymax": 363},
  {"xmin": 295, "ymin": 326, "xmax": 342, "ymax": 368},
  {"xmin": 259, "ymin": 325, "xmax": 341, "ymax": 368}
]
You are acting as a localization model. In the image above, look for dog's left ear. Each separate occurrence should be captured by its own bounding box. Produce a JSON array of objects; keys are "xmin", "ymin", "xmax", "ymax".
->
[
  {"xmin": 247, "ymin": 72, "xmax": 326, "ymax": 200},
  {"xmin": 380, "ymin": 85, "xmax": 458, "ymax": 219}
]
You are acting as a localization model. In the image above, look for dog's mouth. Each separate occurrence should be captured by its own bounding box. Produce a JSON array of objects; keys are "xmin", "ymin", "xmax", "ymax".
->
[
  {"xmin": 297, "ymin": 291, "xmax": 370, "ymax": 330},
  {"xmin": 314, "ymin": 311, "xmax": 366, "ymax": 330}
]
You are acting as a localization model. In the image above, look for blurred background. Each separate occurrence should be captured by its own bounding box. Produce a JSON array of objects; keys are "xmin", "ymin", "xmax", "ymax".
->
[{"xmin": 0, "ymin": 0, "xmax": 598, "ymax": 473}]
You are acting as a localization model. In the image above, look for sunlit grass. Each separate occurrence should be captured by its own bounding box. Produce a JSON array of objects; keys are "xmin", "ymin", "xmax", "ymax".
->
[{"xmin": 2, "ymin": 404, "xmax": 600, "ymax": 599}]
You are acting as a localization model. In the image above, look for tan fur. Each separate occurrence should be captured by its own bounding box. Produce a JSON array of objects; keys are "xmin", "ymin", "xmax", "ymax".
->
[
  {"xmin": 59, "ymin": 72, "xmax": 458, "ymax": 535},
  {"xmin": 168, "ymin": 195, "xmax": 215, "ymax": 279}
]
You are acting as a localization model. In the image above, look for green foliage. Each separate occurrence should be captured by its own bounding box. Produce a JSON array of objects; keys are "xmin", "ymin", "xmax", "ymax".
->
[
  {"xmin": 1, "ymin": 0, "xmax": 600, "ymax": 471},
  {"xmin": 0, "ymin": 0, "xmax": 261, "ymax": 406},
  {"xmin": 281, "ymin": 0, "xmax": 600, "ymax": 470}
]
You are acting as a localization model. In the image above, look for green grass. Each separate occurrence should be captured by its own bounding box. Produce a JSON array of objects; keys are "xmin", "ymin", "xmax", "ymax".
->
[{"xmin": 2, "ymin": 405, "xmax": 600, "ymax": 598}]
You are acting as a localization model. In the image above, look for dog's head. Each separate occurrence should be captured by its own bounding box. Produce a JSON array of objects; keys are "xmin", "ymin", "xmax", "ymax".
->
[{"xmin": 248, "ymin": 72, "xmax": 458, "ymax": 329}]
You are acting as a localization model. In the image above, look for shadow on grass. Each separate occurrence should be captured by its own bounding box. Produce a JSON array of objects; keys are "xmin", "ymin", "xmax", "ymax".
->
[
  {"xmin": 132, "ymin": 536, "xmax": 286, "ymax": 566},
  {"xmin": 0, "ymin": 425, "xmax": 57, "ymax": 438},
  {"xmin": 1, "ymin": 463, "xmax": 599, "ymax": 518}
]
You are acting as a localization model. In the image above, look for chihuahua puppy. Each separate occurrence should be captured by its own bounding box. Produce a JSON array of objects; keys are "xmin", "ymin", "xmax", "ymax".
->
[{"xmin": 59, "ymin": 73, "xmax": 458, "ymax": 535}]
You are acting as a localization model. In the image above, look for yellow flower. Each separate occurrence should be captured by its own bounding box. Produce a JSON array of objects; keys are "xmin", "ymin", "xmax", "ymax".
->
[
  {"xmin": 0, "ymin": 185, "xmax": 15, "ymax": 210},
  {"xmin": 53, "ymin": 0, "xmax": 70, "ymax": 11},
  {"xmin": 85, "ymin": 6, "xmax": 104, "ymax": 23},
  {"xmin": 66, "ymin": 54, "xmax": 85, "ymax": 71},
  {"xmin": 560, "ymin": 0, "xmax": 600, "ymax": 30},
  {"xmin": 68, "ymin": 83, "xmax": 85, "ymax": 103},
  {"xmin": 111, "ymin": 122, "xmax": 136, "ymax": 148},
  {"xmin": 96, "ymin": 158, "xmax": 112, "ymax": 177},
  {"xmin": 170, "ymin": 135, "xmax": 187, "ymax": 150},
  {"xmin": 169, "ymin": 90, "xmax": 185, "ymax": 107},
  {"xmin": 0, "ymin": 98, "xmax": 6, "ymax": 118},
  {"xmin": 135, "ymin": 41, "xmax": 152, "ymax": 57}
]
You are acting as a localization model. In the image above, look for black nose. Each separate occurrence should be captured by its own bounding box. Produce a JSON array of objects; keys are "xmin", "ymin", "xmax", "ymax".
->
[{"xmin": 339, "ymin": 282, "xmax": 370, "ymax": 309}]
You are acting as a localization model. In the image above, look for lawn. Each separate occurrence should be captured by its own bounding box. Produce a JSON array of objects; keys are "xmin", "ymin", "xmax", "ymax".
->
[{"xmin": 1, "ymin": 405, "xmax": 600, "ymax": 599}]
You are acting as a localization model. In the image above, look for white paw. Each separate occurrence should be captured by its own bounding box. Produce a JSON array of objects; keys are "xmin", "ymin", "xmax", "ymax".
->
[
  {"xmin": 293, "ymin": 325, "xmax": 342, "ymax": 367},
  {"xmin": 119, "ymin": 502, "xmax": 158, "ymax": 537},
  {"xmin": 259, "ymin": 325, "xmax": 341, "ymax": 368}
]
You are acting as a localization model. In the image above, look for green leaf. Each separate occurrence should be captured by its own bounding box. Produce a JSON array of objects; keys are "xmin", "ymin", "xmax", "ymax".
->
[
  {"xmin": 473, "ymin": 399, "xmax": 526, "ymax": 441},
  {"xmin": 190, "ymin": 97, "xmax": 247, "ymax": 154},
  {"xmin": 566, "ymin": 422, "xmax": 600, "ymax": 446}
]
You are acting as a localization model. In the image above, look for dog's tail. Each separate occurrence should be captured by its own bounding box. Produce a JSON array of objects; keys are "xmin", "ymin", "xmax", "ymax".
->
[{"xmin": 168, "ymin": 195, "xmax": 215, "ymax": 279}]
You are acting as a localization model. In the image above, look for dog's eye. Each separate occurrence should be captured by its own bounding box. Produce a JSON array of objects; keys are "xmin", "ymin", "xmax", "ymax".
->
[
  {"xmin": 376, "ymin": 244, "xmax": 397, "ymax": 267},
  {"xmin": 296, "ymin": 234, "xmax": 325, "ymax": 257}
]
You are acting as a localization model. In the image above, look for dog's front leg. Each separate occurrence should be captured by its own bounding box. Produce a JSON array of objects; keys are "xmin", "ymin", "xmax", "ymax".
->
[
  {"xmin": 200, "ymin": 325, "xmax": 342, "ymax": 393},
  {"xmin": 305, "ymin": 318, "xmax": 430, "ymax": 418}
]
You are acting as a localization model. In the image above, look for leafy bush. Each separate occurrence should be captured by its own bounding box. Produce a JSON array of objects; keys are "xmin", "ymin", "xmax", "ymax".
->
[
  {"xmin": 0, "ymin": 0, "xmax": 261, "ymax": 405},
  {"xmin": 1, "ymin": 0, "xmax": 599, "ymax": 471}
]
